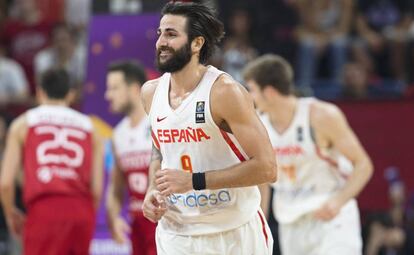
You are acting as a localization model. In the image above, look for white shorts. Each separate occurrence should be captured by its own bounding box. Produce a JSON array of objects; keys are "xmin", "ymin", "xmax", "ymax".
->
[
  {"xmin": 156, "ymin": 210, "xmax": 273, "ymax": 255},
  {"xmin": 279, "ymin": 199, "xmax": 362, "ymax": 255}
]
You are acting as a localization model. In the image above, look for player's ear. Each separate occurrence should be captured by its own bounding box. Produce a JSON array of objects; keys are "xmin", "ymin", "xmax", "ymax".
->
[
  {"xmin": 191, "ymin": 36, "xmax": 205, "ymax": 54},
  {"xmin": 130, "ymin": 82, "xmax": 140, "ymax": 94},
  {"xmin": 263, "ymin": 85, "xmax": 277, "ymax": 99}
]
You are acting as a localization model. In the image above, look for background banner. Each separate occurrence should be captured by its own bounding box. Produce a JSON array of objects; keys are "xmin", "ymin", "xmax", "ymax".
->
[{"xmin": 84, "ymin": 14, "xmax": 159, "ymax": 255}]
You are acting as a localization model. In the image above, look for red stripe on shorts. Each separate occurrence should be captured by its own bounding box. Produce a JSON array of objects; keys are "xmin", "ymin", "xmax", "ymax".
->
[{"xmin": 257, "ymin": 210, "xmax": 269, "ymax": 248}]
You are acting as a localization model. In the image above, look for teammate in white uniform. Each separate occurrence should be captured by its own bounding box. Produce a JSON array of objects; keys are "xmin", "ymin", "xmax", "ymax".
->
[
  {"xmin": 141, "ymin": 2, "xmax": 277, "ymax": 254},
  {"xmin": 243, "ymin": 54, "xmax": 374, "ymax": 255},
  {"xmin": 105, "ymin": 61, "xmax": 157, "ymax": 255}
]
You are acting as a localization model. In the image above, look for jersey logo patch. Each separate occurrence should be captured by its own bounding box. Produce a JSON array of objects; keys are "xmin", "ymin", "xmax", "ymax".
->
[
  {"xmin": 195, "ymin": 101, "xmax": 205, "ymax": 123},
  {"xmin": 297, "ymin": 127, "xmax": 303, "ymax": 142},
  {"xmin": 157, "ymin": 116, "xmax": 167, "ymax": 122}
]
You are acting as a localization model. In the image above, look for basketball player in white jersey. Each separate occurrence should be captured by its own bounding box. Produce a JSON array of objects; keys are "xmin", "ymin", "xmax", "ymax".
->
[
  {"xmin": 140, "ymin": 2, "xmax": 277, "ymax": 254},
  {"xmin": 243, "ymin": 54, "xmax": 374, "ymax": 255},
  {"xmin": 105, "ymin": 60, "xmax": 156, "ymax": 255}
]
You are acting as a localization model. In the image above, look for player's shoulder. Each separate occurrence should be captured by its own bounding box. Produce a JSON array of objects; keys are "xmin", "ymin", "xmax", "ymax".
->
[
  {"xmin": 212, "ymin": 73, "xmax": 249, "ymax": 100},
  {"xmin": 10, "ymin": 113, "xmax": 27, "ymax": 130},
  {"xmin": 64, "ymin": 108, "xmax": 94, "ymax": 131},
  {"xmin": 210, "ymin": 73, "xmax": 254, "ymax": 122},
  {"xmin": 141, "ymin": 77, "xmax": 161, "ymax": 113},
  {"xmin": 142, "ymin": 77, "xmax": 160, "ymax": 93},
  {"xmin": 310, "ymin": 99, "xmax": 346, "ymax": 126},
  {"xmin": 8, "ymin": 113, "xmax": 28, "ymax": 141}
]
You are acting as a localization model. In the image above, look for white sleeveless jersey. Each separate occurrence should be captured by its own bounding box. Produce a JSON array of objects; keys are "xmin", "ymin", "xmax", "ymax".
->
[
  {"xmin": 149, "ymin": 66, "xmax": 261, "ymax": 235},
  {"xmin": 112, "ymin": 117, "xmax": 152, "ymax": 214},
  {"xmin": 261, "ymin": 98, "xmax": 353, "ymax": 224}
]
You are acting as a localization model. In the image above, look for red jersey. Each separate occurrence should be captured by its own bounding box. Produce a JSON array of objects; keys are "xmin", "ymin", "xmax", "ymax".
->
[
  {"xmin": 23, "ymin": 105, "xmax": 93, "ymax": 206},
  {"xmin": 112, "ymin": 117, "xmax": 152, "ymax": 218}
]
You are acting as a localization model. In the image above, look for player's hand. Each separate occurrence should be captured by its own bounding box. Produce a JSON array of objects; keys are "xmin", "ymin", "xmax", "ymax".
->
[
  {"xmin": 155, "ymin": 169, "xmax": 192, "ymax": 196},
  {"xmin": 110, "ymin": 216, "xmax": 131, "ymax": 244},
  {"xmin": 142, "ymin": 189, "xmax": 167, "ymax": 223},
  {"xmin": 6, "ymin": 207, "xmax": 25, "ymax": 239},
  {"xmin": 313, "ymin": 196, "xmax": 345, "ymax": 221}
]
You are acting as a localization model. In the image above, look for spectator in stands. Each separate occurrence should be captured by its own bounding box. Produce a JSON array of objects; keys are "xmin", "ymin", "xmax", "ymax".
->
[
  {"xmin": 34, "ymin": 23, "xmax": 86, "ymax": 92},
  {"xmin": 220, "ymin": 7, "xmax": 257, "ymax": 83},
  {"xmin": 1, "ymin": 0, "xmax": 53, "ymax": 95},
  {"xmin": 0, "ymin": 0, "xmax": 6, "ymax": 27},
  {"xmin": 295, "ymin": 0, "xmax": 353, "ymax": 93},
  {"xmin": 385, "ymin": 167, "xmax": 406, "ymax": 227},
  {"xmin": 0, "ymin": 43, "xmax": 29, "ymax": 105},
  {"xmin": 341, "ymin": 62, "xmax": 372, "ymax": 100},
  {"xmin": 341, "ymin": 62, "xmax": 403, "ymax": 100},
  {"xmin": 109, "ymin": 0, "xmax": 143, "ymax": 14},
  {"xmin": 64, "ymin": 0, "xmax": 91, "ymax": 43},
  {"xmin": 364, "ymin": 212, "xmax": 407, "ymax": 255},
  {"xmin": 354, "ymin": 0, "xmax": 413, "ymax": 82},
  {"xmin": 363, "ymin": 167, "xmax": 414, "ymax": 255}
]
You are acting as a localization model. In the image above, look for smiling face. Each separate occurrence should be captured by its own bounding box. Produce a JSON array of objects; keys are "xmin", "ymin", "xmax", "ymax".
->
[{"xmin": 155, "ymin": 14, "xmax": 193, "ymax": 73}]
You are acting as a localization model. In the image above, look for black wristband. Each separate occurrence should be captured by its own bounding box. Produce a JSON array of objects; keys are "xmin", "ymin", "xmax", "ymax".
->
[{"xmin": 192, "ymin": 172, "xmax": 206, "ymax": 190}]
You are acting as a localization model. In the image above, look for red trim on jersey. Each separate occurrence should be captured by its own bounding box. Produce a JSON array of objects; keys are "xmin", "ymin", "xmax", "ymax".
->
[
  {"xmin": 315, "ymin": 145, "xmax": 349, "ymax": 179},
  {"xmin": 220, "ymin": 130, "xmax": 246, "ymax": 162},
  {"xmin": 151, "ymin": 130, "xmax": 160, "ymax": 150},
  {"xmin": 257, "ymin": 210, "xmax": 269, "ymax": 248},
  {"xmin": 315, "ymin": 146, "xmax": 338, "ymax": 167}
]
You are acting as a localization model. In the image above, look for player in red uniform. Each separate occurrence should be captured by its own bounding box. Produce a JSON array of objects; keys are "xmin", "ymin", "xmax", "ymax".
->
[
  {"xmin": 0, "ymin": 69, "xmax": 103, "ymax": 255},
  {"xmin": 105, "ymin": 60, "xmax": 156, "ymax": 255}
]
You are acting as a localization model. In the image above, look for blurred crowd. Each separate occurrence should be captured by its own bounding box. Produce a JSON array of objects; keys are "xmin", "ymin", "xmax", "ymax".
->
[
  {"xmin": 0, "ymin": 0, "xmax": 413, "ymax": 110},
  {"xmin": 0, "ymin": 0, "xmax": 414, "ymax": 255},
  {"xmin": 217, "ymin": 0, "xmax": 414, "ymax": 100}
]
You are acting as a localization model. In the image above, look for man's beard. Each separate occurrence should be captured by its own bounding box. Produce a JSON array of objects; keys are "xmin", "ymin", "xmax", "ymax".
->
[
  {"xmin": 116, "ymin": 101, "xmax": 133, "ymax": 115},
  {"xmin": 156, "ymin": 42, "xmax": 192, "ymax": 73}
]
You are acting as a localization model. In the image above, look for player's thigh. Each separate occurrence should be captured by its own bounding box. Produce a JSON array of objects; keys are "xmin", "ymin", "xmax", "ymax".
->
[
  {"xmin": 131, "ymin": 227, "xmax": 145, "ymax": 255},
  {"xmin": 131, "ymin": 217, "xmax": 156, "ymax": 255},
  {"xmin": 278, "ymin": 222, "xmax": 305, "ymax": 255},
  {"xmin": 142, "ymin": 218, "xmax": 157, "ymax": 255},
  {"xmin": 156, "ymin": 227, "xmax": 194, "ymax": 255},
  {"xmin": 24, "ymin": 214, "xmax": 72, "ymax": 255},
  {"xmin": 319, "ymin": 200, "xmax": 362, "ymax": 255},
  {"xmin": 156, "ymin": 211, "xmax": 273, "ymax": 255},
  {"xmin": 241, "ymin": 210, "xmax": 273, "ymax": 255},
  {"xmin": 71, "ymin": 216, "xmax": 95, "ymax": 255}
]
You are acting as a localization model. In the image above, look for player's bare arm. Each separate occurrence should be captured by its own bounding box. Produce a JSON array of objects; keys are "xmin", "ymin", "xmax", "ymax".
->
[
  {"xmin": 0, "ymin": 114, "xmax": 27, "ymax": 238},
  {"xmin": 141, "ymin": 79, "xmax": 162, "ymax": 192},
  {"xmin": 209, "ymin": 75, "xmax": 277, "ymax": 188},
  {"xmin": 259, "ymin": 184, "xmax": 271, "ymax": 219},
  {"xmin": 155, "ymin": 75, "xmax": 277, "ymax": 196},
  {"xmin": 140, "ymin": 78, "xmax": 167, "ymax": 223},
  {"xmin": 142, "ymin": 144, "xmax": 166, "ymax": 223},
  {"xmin": 311, "ymin": 101, "xmax": 373, "ymax": 220},
  {"xmin": 140, "ymin": 78, "xmax": 160, "ymax": 114},
  {"xmin": 91, "ymin": 129, "xmax": 104, "ymax": 209},
  {"xmin": 106, "ymin": 141, "xmax": 130, "ymax": 243}
]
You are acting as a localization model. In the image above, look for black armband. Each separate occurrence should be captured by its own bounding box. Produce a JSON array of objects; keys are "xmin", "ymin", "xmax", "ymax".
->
[{"xmin": 192, "ymin": 172, "xmax": 206, "ymax": 190}]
